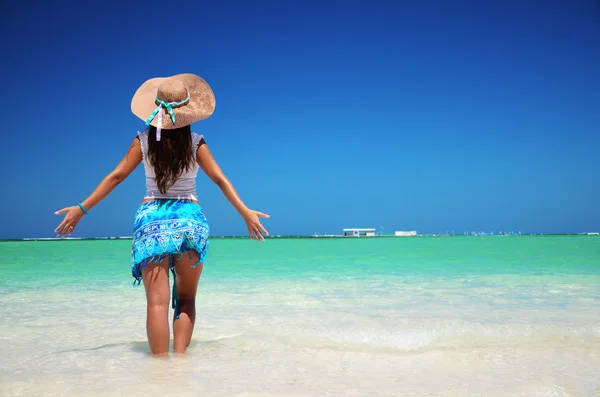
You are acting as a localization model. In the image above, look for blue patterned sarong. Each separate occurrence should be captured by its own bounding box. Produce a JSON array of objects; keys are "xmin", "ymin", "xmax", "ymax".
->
[{"xmin": 131, "ymin": 199, "xmax": 209, "ymax": 318}]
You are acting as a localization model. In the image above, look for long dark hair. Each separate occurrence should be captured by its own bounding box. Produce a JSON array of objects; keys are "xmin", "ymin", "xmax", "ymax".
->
[{"xmin": 146, "ymin": 125, "xmax": 196, "ymax": 194}]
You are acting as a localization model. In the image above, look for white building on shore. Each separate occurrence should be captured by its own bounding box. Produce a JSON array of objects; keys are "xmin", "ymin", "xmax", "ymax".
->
[
  {"xmin": 343, "ymin": 228, "xmax": 376, "ymax": 237},
  {"xmin": 395, "ymin": 230, "xmax": 417, "ymax": 237}
]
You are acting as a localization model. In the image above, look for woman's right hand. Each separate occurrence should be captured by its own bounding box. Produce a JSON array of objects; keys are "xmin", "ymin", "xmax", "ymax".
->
[
  {"xmin": 242, "ymin": 209, "xmax": 270, "ymax": 241},
  {"xmin": 54, "ymin": 205, "xmax": 86, "ymax": 238}
]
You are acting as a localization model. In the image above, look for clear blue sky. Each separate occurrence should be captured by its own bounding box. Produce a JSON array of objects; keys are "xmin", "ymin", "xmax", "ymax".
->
[{"xmin": 2, "ymin": 0, "xmax": 599, "ymax": 238}]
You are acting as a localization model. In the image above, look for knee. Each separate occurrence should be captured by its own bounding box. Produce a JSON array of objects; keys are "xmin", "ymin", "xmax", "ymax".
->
[
  {"xmin": 178, "ymin": 296, "xmax": 196, "ymax": 312},
  {"xmin": 147, "ymin": 291, "xmax": 170, "ymax": 308}
]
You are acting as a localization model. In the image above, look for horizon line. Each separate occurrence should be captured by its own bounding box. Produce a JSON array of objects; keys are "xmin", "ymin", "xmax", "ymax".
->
[{"xmin": 1, "ymin": 232, "xmax": 599, "ymax": 242}]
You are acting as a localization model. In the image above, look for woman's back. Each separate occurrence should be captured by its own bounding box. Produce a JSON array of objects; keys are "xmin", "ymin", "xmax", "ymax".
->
[{"xmin": 138, "ymin": 127, "xmax": 205, "ymax": 201}]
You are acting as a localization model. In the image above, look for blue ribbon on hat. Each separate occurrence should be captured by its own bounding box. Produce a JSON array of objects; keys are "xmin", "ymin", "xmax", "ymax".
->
[{"xmin": 145, "ymin": 93, "xmax": 190, "ymax": 141}]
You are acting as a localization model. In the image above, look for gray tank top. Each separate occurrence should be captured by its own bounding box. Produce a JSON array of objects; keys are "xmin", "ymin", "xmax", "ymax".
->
[{"xmin": 138, "ymin": 129, "xmax": 204, "ymax": 201}]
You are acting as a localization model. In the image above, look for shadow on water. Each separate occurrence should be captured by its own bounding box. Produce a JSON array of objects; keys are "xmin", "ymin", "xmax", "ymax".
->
[
  {"xmin": 53, "ymin": 338, "xmax": 230, "ymax": 355},
  {"xmin": 53, "ymin": 341, "xmax": 147, "ymax": 354}
]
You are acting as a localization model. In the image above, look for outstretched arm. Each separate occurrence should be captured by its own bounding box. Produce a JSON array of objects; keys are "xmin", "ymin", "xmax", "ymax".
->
[
  {"xmin": 196, "ymin": 141, "xmax": 269, "ymax": 241},
  {"xmin": 54, "ymin": 137, "xmax": 143, "ymax": 237}
]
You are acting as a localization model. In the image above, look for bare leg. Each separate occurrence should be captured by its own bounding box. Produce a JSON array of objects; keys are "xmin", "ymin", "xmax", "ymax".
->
[
  {"xmin": 141, "ymin": 258, "xmax": 171, "ymax": 356},
  {"xmin": 172, "ymin": 250, "xmax": 204, "ymax": 354}
]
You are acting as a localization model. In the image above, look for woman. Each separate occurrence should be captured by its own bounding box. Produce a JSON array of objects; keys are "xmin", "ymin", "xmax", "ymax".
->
[{"xmin": 54, "ymin": 73, "xmax": 269, "ymax": 356}]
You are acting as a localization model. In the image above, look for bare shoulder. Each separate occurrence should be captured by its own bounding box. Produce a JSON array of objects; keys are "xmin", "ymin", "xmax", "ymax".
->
[
  {"xmin": 192, "ymin": 132, "xmax": 206, "ymax": 147},
  {"xmin": 193, "ymin": 132, "xmax": 208, "ymax": 159},
  {"xmin": 109, "ymin": 135, "xmax": 143, "ymax": 181},
  {"xmin": 195, "ymin": 138, "xmax": 224, "ymax": 183},
  {"xmin": 195, "ymin": 137, "xmax": 212, "ymax": 162},
  {"xmin": 130, "ymin": 136, "xmax": 142, "ymax": 149}
]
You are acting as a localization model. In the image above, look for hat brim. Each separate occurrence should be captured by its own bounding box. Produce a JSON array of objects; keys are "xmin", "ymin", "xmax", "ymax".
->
[{"xmin": 131, "ymin": 73, "xmax": 216, "ymax": 129}]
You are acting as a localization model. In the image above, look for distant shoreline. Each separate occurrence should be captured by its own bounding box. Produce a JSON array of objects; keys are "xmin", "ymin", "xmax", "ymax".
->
[{"xmin": 1, "ymin": 233, "xmax": 597, "ymax": 242}]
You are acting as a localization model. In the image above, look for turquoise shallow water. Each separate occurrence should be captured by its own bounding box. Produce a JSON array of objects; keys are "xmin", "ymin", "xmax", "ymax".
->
[{"xmin": 1, "ymin": 236, "xmax": 599, "ymax": 396}]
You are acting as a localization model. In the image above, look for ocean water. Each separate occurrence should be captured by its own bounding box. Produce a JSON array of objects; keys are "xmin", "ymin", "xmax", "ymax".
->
[{"xmin": 1, "ymin": 236, "xmax": 599, "ymax": 397}]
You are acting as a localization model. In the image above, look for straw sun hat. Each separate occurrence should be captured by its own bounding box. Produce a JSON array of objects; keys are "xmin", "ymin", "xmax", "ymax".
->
[{"xmin": 131, "ymin": 73, "xmax": 216, "ymax": 140}]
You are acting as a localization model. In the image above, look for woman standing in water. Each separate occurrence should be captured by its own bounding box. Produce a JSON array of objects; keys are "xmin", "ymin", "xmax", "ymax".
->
[{"xmin": 54, "ymin": 73, "xmax": 269, "ymax": 356}]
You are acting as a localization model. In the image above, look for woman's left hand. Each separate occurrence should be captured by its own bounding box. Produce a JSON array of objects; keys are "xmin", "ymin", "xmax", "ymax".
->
[
  {"xmin": 242, "ymin": 209, "xmax": 270, "ymax": 242},
  {"xmin": 54, "ymin": 206, "xmax": 86, "ymax": 238}
]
